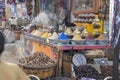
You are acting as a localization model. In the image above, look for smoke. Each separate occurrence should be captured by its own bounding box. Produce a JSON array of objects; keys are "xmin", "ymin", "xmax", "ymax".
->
[
  {"xmin": 25, "ymin": 12, "xmax": 50, "ymax": 30},
  {"xmin": 25, "ymin": 8, "xmax": 65, "ymax": 30}
]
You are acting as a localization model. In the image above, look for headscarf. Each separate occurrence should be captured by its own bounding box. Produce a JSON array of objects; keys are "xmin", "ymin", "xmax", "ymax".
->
[{"xmin": 0, "ymin": 32, "xmax": 5, "ymax": 54}]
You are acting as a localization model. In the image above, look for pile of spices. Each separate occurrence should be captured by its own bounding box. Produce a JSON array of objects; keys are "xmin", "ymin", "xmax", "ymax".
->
[
  {"xmin": 33, "ymin": 30, "xmax": 41, "ymax": 36},
  {"xmin": 97, "ymin": 34, "xmax": 106, "ymax": 40},
  {"xmin": 85, "ymin": 35, "xmax": 94, "ymax": 40},
  {"xmin": 58, "ymin": 32, "xmax": 69, "ymax": 40},
  {"xmin": 72, "ymin": 34, "xmax": 82, "ymax": 40},
  {"xmin": 49, "ymin": 32, "xmax": 58, "ymax": 39},
  {"xmin": 42, "ymin": 32, "xmax": 51, "ymax": 38}
]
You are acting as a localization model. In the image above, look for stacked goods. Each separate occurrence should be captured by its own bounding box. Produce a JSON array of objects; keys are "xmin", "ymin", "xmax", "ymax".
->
[
  {"xmin": 19, "ymin": 52, "xmax": 57, "ymax": 79},
  {"xmin": 84, "ymin": 50, "xmax": 105, "ymax": 62},
  {"xmin": 74, "ymin": 65, "xmax": 101, "ymax": 79}
]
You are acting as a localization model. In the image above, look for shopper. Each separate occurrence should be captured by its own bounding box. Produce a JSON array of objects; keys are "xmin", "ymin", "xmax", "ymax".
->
[{"xmin": 0, "ymin": 32, "xmax": 29, "ymax": 80}]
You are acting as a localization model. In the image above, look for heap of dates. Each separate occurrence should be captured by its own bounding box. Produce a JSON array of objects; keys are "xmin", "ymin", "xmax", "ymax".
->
[
  {"xmin": 74, "ymin": 65, "xmax": 102, "ymax": 79},
  {"xmin": 19, "ymin": 52, "xmax": 56, "ymax": 68}
]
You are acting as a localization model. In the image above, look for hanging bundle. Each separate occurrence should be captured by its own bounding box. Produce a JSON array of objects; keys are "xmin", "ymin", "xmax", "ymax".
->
[
  {"xmin": 7, "ymin": 0, "xmax": 16, "ymax": 4},
  {"xmin": 25, "ymin": 0, "xmax": 33, "ymax": 16}
]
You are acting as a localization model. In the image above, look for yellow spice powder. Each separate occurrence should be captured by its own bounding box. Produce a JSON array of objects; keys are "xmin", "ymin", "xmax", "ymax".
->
[
  {"xmin": 72, "ymin": 34, "xmax": 82, "ymax": 40},
  {"xmin": 42, "ymin": 32, "xmax": 51, "ymax": 38}
]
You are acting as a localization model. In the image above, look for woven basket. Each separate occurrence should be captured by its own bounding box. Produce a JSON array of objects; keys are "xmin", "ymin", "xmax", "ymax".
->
[{"xmin": 19, "ymin": 64, "xmax": 56, "ymax": 79}]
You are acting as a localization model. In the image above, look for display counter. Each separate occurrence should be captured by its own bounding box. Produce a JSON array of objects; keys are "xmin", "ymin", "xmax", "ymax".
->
[{"xmin": 21, "ymin": 32, "xmax": 117, "ymax": 80}]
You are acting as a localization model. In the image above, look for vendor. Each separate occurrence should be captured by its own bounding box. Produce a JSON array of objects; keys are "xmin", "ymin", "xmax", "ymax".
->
[{"xmin": 0, "ymin": 32, "xmax": 29, "ymax": 80}]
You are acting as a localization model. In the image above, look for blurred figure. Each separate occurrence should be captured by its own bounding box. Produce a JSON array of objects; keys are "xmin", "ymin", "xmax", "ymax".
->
[{"xmin": 0, "ymin": 32, "xmax": 29, "ymax": 80}]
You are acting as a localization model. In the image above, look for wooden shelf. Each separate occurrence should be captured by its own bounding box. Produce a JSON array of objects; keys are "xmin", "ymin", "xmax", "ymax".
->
[
  {"xmin": 53, "ymin": 45, "xmax": 113, "ymax": 50},
  {"xmin": 54, "ymin": 46, "xmax": 73, "ymax": 50},
  {"xmin": 24, "ymin": 32, "xmax": 112, "ymax": 51},
  {"xmin": 73, "ymin": 45, "xmax": 112, "ymax": 50},
  {"xmin": 73, "ymin": 0, "xmax": 100, "ymax": 15}
]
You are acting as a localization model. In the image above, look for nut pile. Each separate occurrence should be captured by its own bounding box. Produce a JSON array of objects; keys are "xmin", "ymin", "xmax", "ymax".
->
[
  {"xmin": 100, "ymin": 66, "xmax": 113, "ymax": 77},
  {"xmin": 19, "ymin": 52, "xmax": 56, "ymax": 68},
  {"xmin": 74, "ymin": 65, "xmax": 101, "ymax": 79}
]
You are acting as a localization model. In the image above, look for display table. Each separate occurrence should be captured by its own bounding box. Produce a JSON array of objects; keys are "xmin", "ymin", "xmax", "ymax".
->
[
  {"xmin": 52, "ymin": 44, "xmax": 113, "ymax": 76},
  {"xmin": 23, "ymin": 33, "xmax": 117, "ymax": 79}
]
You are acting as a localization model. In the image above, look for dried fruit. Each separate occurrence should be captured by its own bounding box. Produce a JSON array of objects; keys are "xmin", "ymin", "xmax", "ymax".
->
[{"xmin": 19, "ymin": 52, "xmax": 56, "ymax": 68}]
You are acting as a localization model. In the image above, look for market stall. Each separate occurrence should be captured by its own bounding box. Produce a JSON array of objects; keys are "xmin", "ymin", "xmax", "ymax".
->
[
  {"xmin": 19, "ymin": 30, "xmax": 116, "ymax": 80},
  {"xmin": 18, "ymin": 0, "xmax": 116, "ymax": 80},
  {"xmin": 2, "ymin": 0, "xmax": 120, "ymax": 80}
]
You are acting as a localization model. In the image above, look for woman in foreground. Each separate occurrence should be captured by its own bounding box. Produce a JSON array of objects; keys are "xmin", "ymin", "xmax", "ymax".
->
[{"xmin": 0, "ymin": 32, "xmax": 29, "ymax": 80}]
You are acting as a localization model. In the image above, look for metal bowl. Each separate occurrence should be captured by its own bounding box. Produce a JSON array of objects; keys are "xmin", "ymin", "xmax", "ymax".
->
[
  {"xmin": 48, "ymin": 39, "xmax": 57, "ymax": 43},
  {"xmin": 72, "ymin": 40, "xmax": 84, "ymax": 45},
  {"xmin": 97, "ymin": 40, "xmax": 108, "ymax": 45},
  {"xmin": 84, "ymin": 39, "xmax": 97, "ymax": 45},
  {"xmin": 57, "ymin": 39, "xmax": 70, "ymax": 45}
]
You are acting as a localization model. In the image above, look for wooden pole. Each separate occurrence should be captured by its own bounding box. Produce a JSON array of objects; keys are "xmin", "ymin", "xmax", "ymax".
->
[
  {"xmin": 113, "ymin": 42, "xmax": 119, "ymax": 80},
  {"xmin": 112, "ymin": 32, "xmax": 120, "ymax": 80},
  {"xmin": 5, "ymin": 0, "xmax": 7, "ymax": 19}
]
